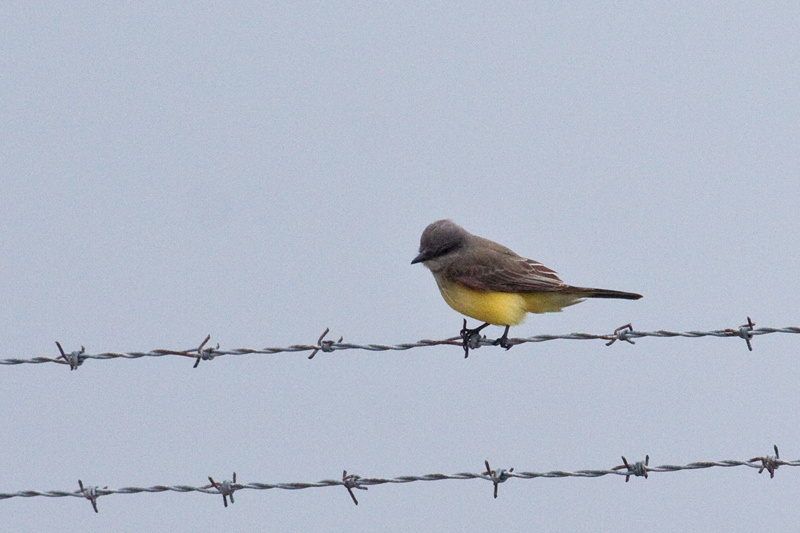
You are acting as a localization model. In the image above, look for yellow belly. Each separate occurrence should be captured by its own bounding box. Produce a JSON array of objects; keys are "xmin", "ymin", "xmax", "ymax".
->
[{"xmin": 435, "ymin": 276, "xmax": 583, "ymax": 325}]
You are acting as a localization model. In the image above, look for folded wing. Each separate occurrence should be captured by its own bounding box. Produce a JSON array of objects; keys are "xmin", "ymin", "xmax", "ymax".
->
[{"xmin": 446, "ymin": 249, "xmax": 566, "ymax": 293}]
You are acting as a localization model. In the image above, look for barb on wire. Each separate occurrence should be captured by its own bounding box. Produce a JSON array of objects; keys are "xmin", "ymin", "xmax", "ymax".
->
[
  {"xmin": 208, "ymin": 472, "xmax": 236, "ymax": 507},
  {"xmin": 56, "ymin": 342, "xmax": 85, "ymax": 370},
  {"xmin": 78, "ymin": 480, "xmax": 106, "ymax": 513},
  {"xmin": 193, "ymin": 335, "xmax": 219, "ymax": 368},
  {"xmin": 751, "ymin": 445, "xmax": 780, "ymax": 478},
  {"xmin": 1, "ymin": 447, "xmax": 793, "ymax": 511},
  {"xmin": 342, "ymin": 470, "xmax": 367, "ymax": 505},
  {"xmin": 606, "ymin": 324, "xmax": 635, "ymax": 346},
  {"xmin": 612, "ymin": 455, "xmax": 650, "ymax": 482},
  {"xmin": 4, "ymin": 319, "xmax": 800, "ymax": 368},
  {"xmin": 309, "ymin": 328, "xmax": 343, "ymax": 360},
  {"xmin": 737, "ymin": 317, "xmax": 756, "ymax": 351},
  {"xmin": 483, "ymin": 460, "xmax": 514, "ymax": 498}
]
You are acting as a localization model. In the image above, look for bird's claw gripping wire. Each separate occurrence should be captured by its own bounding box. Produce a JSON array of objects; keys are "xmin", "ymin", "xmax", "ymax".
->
[{"xmin": 491, "ymin": 325, "xmax": 513, "ymax": 350}]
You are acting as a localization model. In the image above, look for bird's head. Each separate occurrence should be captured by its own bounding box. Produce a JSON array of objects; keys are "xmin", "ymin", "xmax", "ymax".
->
[{"xmin": 411, "ymin": 219, "xmax": 470, "ymax": 266}]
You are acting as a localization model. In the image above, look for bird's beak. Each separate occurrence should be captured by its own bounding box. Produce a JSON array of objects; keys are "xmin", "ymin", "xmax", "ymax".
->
[{"xmin": 411, "ymin": 251, "xmax": 428, "ymax": 265}]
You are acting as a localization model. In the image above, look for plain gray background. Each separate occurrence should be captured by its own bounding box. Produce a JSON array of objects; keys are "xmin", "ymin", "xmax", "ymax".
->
[{"xmin": 2, "ymin": 2, "xmax": 799, "ymax": 531}]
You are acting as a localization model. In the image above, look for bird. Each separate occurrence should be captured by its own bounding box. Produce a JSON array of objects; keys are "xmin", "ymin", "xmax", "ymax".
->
[{"xmin": 412, "ymin": 219, "xmax": 642, "ymax": 356}]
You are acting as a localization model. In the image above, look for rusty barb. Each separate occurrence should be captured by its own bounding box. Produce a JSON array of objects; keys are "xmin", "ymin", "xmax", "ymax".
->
[
  {"xmin": 208, "ymin": 472, "xmax": 237, "ymax": 507},
  {"xmin": 733, "ymin": 316, "xmax": 756, "ymax": 351},
  {"xmin": 613, "ymin": 455, "xmax": 650, "ymax": 482},
  {"xmin": 483, "ymin": 460, "xmax": 514, "ymax": 499},
  {"xmin": 606, "ymin": 324, "xmax": 635, "ymax": 346},
  {"xmin": 342, "ymin": 470, "xmax": 367, "ymax": 505},
  {"xmin": 193, "ymin": 335, "xmax": 219, "ymax": 368},
  {"xmin": 56, "ymin": 342, "xmax": 85, "ymax": 370},
  {"xmin": 750, "ymin": 445, "xmax": 781, "ymax": 479},
  {"xmin": 78, "ymin": 480, "xmax": 106, "ymax": 513},
  {"xmin": 309, "ymin": 328, "xmax": 343, "ymax": 359}
]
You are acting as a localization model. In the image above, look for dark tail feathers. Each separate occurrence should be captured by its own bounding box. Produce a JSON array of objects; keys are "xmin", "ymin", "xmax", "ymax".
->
[{"xmin": 568, "ymin": 287, "xmax": 642, "ymax": 300}]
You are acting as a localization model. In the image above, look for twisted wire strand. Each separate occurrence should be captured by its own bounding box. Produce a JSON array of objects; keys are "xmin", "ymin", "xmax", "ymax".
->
[
  {"xmin": 1, "ymin": 453, "xmax": 795, "ymax": 507},
  {"xmin": 1, "ymin": 325, "xmax": 798, "ymax": 367}
]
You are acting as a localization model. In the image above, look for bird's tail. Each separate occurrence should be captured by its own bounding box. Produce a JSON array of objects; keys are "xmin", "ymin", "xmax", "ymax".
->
[{"xmin": 565, "ymin": 287, "xmax": 642, "ymax": 300}]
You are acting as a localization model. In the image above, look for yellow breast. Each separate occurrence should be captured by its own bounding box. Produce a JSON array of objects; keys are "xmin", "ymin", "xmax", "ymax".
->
[
  {"xmin": 435, "ymin": 277, "xmax": 527, "ymax": 325},
  {"xmin": 434, "ymin": 276, "xmax": 583, "ymax": 325}
]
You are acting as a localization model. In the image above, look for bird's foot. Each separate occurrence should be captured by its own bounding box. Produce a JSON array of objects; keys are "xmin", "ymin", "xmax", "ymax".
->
[
  {"xmin": 459, "ymin": 320, "xmax": 490, "ymax": 358},
  {"xmin": 491, "ymin": 326, "xmax": 513, "ymax": 350}
]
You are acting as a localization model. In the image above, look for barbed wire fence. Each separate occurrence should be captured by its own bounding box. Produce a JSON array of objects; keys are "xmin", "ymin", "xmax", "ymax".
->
[
  {"xmin": 2, "ymin": 317, "xmax": 798, "ymax": 369},
  {"xmin": 0, "ymin": 448, "xmax": 792, "ymax": 512},
  {"xmin": 2, "ymin": 318, "xmax": 799, "ymax": 513}
]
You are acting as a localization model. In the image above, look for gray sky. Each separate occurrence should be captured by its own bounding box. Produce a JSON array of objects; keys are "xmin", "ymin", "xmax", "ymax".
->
[{"xmin": 2, "ymin": 2, "xmax": 799, "ymax": 531}]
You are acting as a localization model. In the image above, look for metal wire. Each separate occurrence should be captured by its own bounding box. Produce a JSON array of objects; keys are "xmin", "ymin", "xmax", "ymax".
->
[
  {"xmin": 0, "ymin": 449, "xmax": 793, "ymax": 511},
  {"xmin": 1, "ymin": 320, "xmax": 798, "ymax": 368}
]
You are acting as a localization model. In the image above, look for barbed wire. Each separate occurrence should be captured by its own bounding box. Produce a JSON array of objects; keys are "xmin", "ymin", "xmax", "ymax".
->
[
  {"xmin": 0, "ymin": 446, "xmax": 792, "ymax": 512},
  {"xmin": 2, "ymin": 318, "xmax": 798, "ymax": 369}
]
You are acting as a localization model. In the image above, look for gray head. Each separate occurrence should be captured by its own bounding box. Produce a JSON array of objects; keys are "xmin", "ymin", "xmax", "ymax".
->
[{"xmin": 411, "ymin": 220, "xmax": 471, "ymax": 265}]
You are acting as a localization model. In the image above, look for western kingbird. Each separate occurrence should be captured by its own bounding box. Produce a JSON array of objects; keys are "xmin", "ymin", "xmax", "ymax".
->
[{"xmin": 412, "ymin": 220, "xmax": 642, "ymax": 356}]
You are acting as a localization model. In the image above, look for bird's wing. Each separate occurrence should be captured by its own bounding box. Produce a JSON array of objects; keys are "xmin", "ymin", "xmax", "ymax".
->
[{"xmin": 445, "ymin": 248, "xmax": 566, "ymax": 293}]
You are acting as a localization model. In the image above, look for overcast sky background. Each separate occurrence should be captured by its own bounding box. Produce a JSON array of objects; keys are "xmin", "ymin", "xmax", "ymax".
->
[{"xmin": 2, "ymin": 2, "xmax": 799, "ymax": 531}]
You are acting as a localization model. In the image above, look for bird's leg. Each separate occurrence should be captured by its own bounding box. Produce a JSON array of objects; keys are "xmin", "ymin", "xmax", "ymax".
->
[
  {"xmin": 460, "ymin": 320, "xmax": 490, "ymax": 358},
  {"xmin": 492, "ymin": 325, "xmax": 512, "ymax": 350}
]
